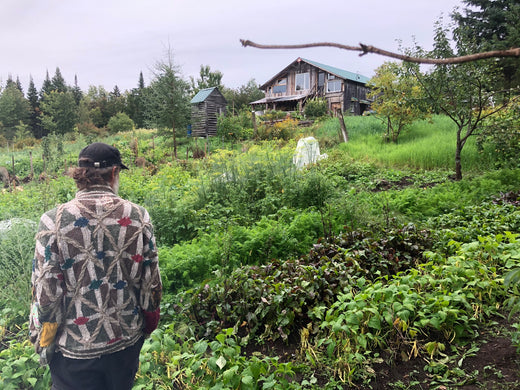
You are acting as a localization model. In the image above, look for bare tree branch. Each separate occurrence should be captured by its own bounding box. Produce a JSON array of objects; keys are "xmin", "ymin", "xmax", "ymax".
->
[{"xmin": 240, "ymin": 39, "xmax": 520, "ymax": 65}]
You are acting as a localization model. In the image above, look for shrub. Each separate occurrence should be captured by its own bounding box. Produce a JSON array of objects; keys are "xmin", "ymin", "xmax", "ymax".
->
[
  {"xmin": 304, "ymin": 98, "xmax": 328, "ymax": 119},
  {"xmin": 217, "ymin": 109, "xmax": 253, "ymax": 141},
  {"xmin": 256, "ymin": 118, "xmax": 300, "ymax": 141},
  {"xmin": 478, "ymin": 101, "xmax": 520, "ymax": 168},
  {"xmin": 107, "ymin": 112, "xmax": 135, "ymax": 134}
]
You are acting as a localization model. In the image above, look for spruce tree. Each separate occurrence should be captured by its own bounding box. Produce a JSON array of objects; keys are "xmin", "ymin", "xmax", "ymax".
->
[
  {"xmin": 27, "ymin": 76, "xmax": 43, "ymax": 138},
  {"xmin": 452, "ymin": 0, "xmax": 520, "ymax": 90},
  {"xmin": 15, "ymin": 77, "xmax": 23, "ymax": 94},
  {"xmin": 71, "ymin": 75, "xmax": 83, "ymax": 105},
  {"xmin": 40, "ymin": 70, "xmax": 53, "ymax": 100},
  {"xmin": 51, "ymin": 67, "xmax": 67, "ymax": 93}
]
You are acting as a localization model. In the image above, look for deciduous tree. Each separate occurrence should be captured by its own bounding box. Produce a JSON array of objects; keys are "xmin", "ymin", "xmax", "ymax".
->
[
  {"xmin": 190, "ymin": 65, "xmax": 223, "ymax": 95},
  {"xmin": 222, "ymin": 79, "xmax": 264, "ymax": 114},
  {"xmin": 368, "ymin": 61, "xmax": 428, "ymax": 143},
  {"xmin": 418, "ymin": 21, "xmax": 509, "ymax": 180}
]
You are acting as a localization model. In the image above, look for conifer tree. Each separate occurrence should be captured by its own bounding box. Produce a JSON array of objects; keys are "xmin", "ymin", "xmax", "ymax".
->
[
  {"xmin": 452, "ymin": 0, "xmax": 520, "ymax": 90},
  {"xmin": 71, "ymin": 75, "xmax": 83, "ymax": 105},
  {"xmin": 51, "ymin": 67, "xmax": 67, "ymax": 93},
  {"xmin": 27, "ymin": 76, "xmax": 43, "ymax": 138},
  {"xmin": 40, "ymin": 70, "xmax": 53, "ymax": 100},
  {"xmin": 15, "ymin": 77, "xmax": 23, "ymax": 94}
]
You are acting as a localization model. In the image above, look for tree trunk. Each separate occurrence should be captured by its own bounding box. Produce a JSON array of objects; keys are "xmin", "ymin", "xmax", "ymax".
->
[
  {"xmin": 455, "ymin": 132, "xmax": 463, "ymax": 181},
  {"xmin": 172, "ymin": 122, "xmax": 177, "ymax": 159}
]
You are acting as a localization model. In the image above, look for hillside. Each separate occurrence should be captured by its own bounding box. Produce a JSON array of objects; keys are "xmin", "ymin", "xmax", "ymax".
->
[{"xmin": 1, "ymin": 116, "xmax": 520, "ymax": 389}]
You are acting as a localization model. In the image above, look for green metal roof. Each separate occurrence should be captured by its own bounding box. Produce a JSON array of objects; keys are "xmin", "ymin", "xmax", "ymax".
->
[
  {"xmin": 301, "ymin": 58, "xmax": 370, "ymax": 84},
  {"xmin": 190, "ymin": 87, "xmax": 217, "ymax": 104}
]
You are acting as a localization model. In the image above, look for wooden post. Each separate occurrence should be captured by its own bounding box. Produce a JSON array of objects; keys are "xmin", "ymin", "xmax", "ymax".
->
[
  {"xmin": 337, "ymin": 108, "xmax": 348, "ymax": 143},
  {"xmin": 30, "ymin": 151, "xmax": 34, "ymax": 179},
  {"xmin": 252, "ymin": 110, "xmax": 257, "ymax": 138}
]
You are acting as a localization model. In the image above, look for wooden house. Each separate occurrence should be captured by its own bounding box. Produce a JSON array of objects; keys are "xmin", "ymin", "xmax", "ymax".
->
[
  {"xmin": 251, "ymin": 57, "xmax": 371, "ymax": 115},
  {"xmin": 190, "ymin": 87, "xmax": 227, "ymax": 137}
]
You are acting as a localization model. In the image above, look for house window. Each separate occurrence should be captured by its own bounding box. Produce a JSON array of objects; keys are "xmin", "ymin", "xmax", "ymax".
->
[
  {"xmin": 318, "ymin": 73, "xmax": 325, "ymax": 87},
  {"xmin": 327, "ymin": 79, "xmax": 342, "ymax": 92},
  {"xmin": 272, "ymin": 78, "xmax": 287, "ymax": 94},
  {"xmin": 295, "ymin": 72, "xmax": 310, "ymax": 91}
]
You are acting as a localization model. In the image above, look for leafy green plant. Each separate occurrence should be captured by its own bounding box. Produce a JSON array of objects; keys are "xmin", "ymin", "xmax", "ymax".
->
[
  {"xmin": 0, "ymin": 219, "xmax": 36, "ymax": 328},
  {"xmin": 304, "ymin": 98, "xmax": 328, "ymax": 119},
  {"xmin": 136, "ymin": 327, "xmax": 307, "ymax": 390},
  {"xmin": 0, "ymin": 325, "xmax": 51, "ymax": 390}
]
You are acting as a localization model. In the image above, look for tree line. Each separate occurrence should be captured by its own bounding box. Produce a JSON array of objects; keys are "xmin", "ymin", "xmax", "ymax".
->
[{"xmin": 0, "ymin": 56, "xmax": 263, "ymax": 147}]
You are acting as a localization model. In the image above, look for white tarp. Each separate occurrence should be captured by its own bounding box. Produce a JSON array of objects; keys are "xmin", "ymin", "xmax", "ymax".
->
[{"xmin": 292, "ymin": 137, "xmax": 327, "ymax": 169}]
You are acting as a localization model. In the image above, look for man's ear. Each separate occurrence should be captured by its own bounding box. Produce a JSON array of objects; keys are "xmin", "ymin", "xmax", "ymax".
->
[{"xmin": 111, "ymin": 166, "xmax": 119, "ymax": 182}]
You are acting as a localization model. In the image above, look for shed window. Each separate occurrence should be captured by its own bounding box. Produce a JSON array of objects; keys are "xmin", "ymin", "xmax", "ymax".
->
[
  {"xmin": 327, "ymin": 79, "xmax": 342, "ymax": 92},
  {"xmin": 295, "ymin": 72, "xmax": 310, "ymax": 91}
]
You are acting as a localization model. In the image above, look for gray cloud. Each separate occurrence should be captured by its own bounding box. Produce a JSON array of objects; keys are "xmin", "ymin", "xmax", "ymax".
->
[{"xmin": 1, "ymin": 0, "xmax": 463, "ymax": 92}]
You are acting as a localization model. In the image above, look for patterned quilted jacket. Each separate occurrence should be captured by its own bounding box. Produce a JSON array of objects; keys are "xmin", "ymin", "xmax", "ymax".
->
[{"xmin": 30, "ymin": 185, "xmax": 162, "ymax": 359}]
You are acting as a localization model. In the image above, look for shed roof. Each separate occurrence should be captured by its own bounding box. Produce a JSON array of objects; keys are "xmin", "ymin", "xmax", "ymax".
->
[{"xmin": 190, "ymin": 87, "xmax": 218, "ymax": 104}]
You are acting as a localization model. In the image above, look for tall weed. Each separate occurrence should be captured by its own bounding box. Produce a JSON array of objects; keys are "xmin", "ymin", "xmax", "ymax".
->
[{"xmin": 0, "ymin": 219, "xmax": 36, "ymax": 327}]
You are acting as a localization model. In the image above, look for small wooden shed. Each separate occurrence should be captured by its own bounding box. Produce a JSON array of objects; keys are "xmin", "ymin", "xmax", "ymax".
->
[{"xmin": 190, "ymin": 87, "xmax": 227, "ymax": 137}]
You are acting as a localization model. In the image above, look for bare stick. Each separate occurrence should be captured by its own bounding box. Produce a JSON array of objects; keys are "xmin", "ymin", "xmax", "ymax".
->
[{"xmin": 240, "ymin": 39, "xmax": 520, "ymax": 65}]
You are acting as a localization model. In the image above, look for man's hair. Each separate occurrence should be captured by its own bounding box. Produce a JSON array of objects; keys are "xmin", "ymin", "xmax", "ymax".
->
[{"xmin": 69, "ymin": 166, "xmax": 119, "ymax": 190}]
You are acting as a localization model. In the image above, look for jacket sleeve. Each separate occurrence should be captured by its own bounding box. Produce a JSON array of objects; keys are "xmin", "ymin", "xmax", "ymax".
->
[
  {"xmin": 29, "ymin": 210, "xmax": 64, "ymax": 348},
  {"xmin": 140, "ymin": 210, "xmax": 162, "ymax": 334}
]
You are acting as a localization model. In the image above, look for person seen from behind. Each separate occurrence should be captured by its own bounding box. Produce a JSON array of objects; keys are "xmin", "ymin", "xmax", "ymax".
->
[{"xmin": 29, "ymin": 142, "xmax": 162, "ymax": 390}]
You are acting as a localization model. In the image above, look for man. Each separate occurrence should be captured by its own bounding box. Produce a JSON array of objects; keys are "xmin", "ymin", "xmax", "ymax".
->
[{"xmin": 30, "ymin": 142, "xmax": 162, "ymax": 390}]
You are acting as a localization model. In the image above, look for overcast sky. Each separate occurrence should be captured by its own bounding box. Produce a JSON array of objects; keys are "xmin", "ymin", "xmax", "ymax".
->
[{"xmin": 1, "ymin": 0, "xmax": 465, "ymax": 94}]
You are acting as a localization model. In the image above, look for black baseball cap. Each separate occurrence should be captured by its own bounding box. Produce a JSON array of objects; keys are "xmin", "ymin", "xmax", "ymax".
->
[{"xmin": 78, "ymin": 142, "xmax": 129, "ymax": 169}]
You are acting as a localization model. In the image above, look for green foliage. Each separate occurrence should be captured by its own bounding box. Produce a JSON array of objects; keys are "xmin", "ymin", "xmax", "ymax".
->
[
  {"xmin": 217, "ymin": 109, "xmax": 254, "ymax": 141},
  {"xmin": 368, "ymin": 61, "xmax": 429, "ymax": 143},
  {"xmin": 0, "ymin": 336, "xmax": 51, "ymax": 389},
  {"xmin": 0, "ymin": 84, "xmax": 31, "ymax": 140},
  {"xmin": 453, "ymin": 0, "xmax": 520, "ymax": 90},
  {"xmin": 478, "ymin": 100, "xmax": 520, "ymax": 168},
  {"xmin": 304, "ymin": 98, "xmax": 328, "ymax": 119},
  {"xmin": 135, "ymin": 327, "xmax": 308, "ymax": 389},
  {"xmin": 40, "ymin": 91, "xmax": 78, "ymax": 135},
  {"xmin": 313, "ymin": 233, "xmax": 519, "ymax": 384},
  {"xmin": 158, "ymin": 209, "xmax": 324, "ymax": 293},
  {"xmin": 177, "ymin": 223, "xmax": 433, "ymax": 343},
  {"xmin": 3, "ymin": 115, "xmax": 520, "ymax": 388},
  {"xmin": 259, "ymin": 110, "xmax": 290, "ymax": 121},
  {"xmin": 256, "ymin": 118, "xmax": 301, "ymax": 141},
  {"xmin": 419, "ymin": 20, "xmax": 507, "ymax": 179},
  {"xmin": 0, "ymin": 219, "xmax": 36, "ymax": 328},
  {"xmin": 145, "ymin": 53, "xmax": 191, "ymax": 138},
  {"xmin": 222, "ymin": 79, "xmax": 264, "ymax": 114},
  {"xmin": 190, "ymin": 65, "xmax": 223, "ymax": 95},
  {"xmin": 107, "ymin": 112, "xmax": 134, "ymax": 134}
]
